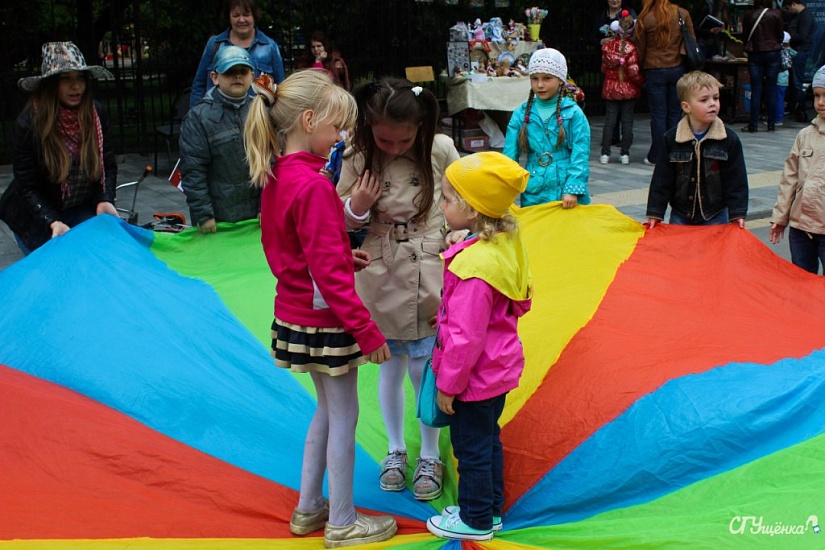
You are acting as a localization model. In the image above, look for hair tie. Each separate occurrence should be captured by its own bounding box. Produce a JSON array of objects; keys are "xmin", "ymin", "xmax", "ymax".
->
[
  {"xmin": 411, "ymin": 86, "xmax": 423, "ymax": 96},
  {"xmin": 524, "ymin": 114, "xmax": 530, "ymax": 124},
  {"xmin": 252, "ymin": 73, "xmax": 277, "ymax": 106},
  {"xmin": 557, "ymin": 116, "xmax": 563, "ymax": 126}
]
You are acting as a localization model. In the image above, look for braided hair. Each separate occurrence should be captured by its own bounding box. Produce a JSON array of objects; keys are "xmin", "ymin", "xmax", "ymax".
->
[{"xmin": 517, "ymin": 83, "xmax": 567, "ymax": 154}]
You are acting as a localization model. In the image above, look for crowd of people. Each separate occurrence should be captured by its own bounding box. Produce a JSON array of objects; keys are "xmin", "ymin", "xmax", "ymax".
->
[{"xmin": 1, "ymin": 0, "xmax": 824, "ymax": 547}]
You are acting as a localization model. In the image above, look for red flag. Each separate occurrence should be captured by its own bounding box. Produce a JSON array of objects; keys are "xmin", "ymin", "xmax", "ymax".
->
[{"xmin": 168, "ymin": 159, "xmax": 184, "ymax": 192}]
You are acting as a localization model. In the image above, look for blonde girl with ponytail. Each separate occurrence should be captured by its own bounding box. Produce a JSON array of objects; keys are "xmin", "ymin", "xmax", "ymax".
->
[{"xmin": 243, "ymin": 69, "xmax": 396, "ymax": 548}]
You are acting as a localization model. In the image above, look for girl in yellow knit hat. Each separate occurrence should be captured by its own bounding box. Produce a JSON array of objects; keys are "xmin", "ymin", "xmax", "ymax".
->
[{"xmin": 426, "ymin": 152, "xmax": 533, "ymax": 541}]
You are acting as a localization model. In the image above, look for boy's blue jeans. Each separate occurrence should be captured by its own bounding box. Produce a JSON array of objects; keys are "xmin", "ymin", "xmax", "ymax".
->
[
  {"xmin": 451, "ymin": 393, "xmax": 507, "ymax": 531},
  {"xmin": 776, "ymin": 85, "xmax": 787, "ymax": 123},
  {"xmin": 789, "ymin": 226, "xmax": 825, "ymax": 275},
  {"xmin": 669, "ymin": 209, "xmax": 729, "ymax": 226}
]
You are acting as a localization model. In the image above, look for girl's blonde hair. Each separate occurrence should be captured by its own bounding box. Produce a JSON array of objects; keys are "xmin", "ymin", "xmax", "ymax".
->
[
  {"xmin": 452, "ymin": 191, "xmax": 519, "ymax": 242},
  {"xmin": 244, "ymin": 70, "xmax": 357, "ymax": 187},
  {"xmin": 29, "ymin": 72, "xmax": 100, "ymax": 184}
]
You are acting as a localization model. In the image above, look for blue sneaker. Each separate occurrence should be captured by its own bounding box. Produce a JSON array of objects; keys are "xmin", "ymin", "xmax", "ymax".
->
[
  {"xmin": 442, "ymin": 505, "xmax": 502, "ymax": 531},
  {"xmin": 427, "ymin": 508, "xmax": 494, "ymax": 541}
]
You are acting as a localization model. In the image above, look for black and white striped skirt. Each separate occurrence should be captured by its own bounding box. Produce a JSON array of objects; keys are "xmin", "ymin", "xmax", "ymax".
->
[{"xmin": 271, "ymin": 318, "xmax": 365, "ymax": 375}]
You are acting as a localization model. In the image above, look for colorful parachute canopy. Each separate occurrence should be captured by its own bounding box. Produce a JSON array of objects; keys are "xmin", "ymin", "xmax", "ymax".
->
[{"xmin": 2, "ymin": 205, "xmax": 825, "ymax": 549}]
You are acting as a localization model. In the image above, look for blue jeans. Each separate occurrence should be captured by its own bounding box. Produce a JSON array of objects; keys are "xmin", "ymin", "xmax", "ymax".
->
[
  {"xmin": 789, "ymin": 226, "xmax": 825, "ymax": 275},
  {"xmin": 601, "ymin": 99, "xmax": 636, "ymax": 156},
  {"xmin": 747, "ymin": 50, "xmax": 781, "ymax": 129},
  {"xmin": 451, "ymin": 393, "xmax": 507, "ymax": 531},
  {"xmin": 776, "ymin": 84, "xmax": 787, "ymax": 123},
  {"xmin": 788, "ymin": 49, "xmax": 811, "ymax": 116},
  {"xmin": 644, "ymin": 66, "xmax": 686, "ymax": 163},
  {"xmin": 669, "ymin": 208, "xmax": 729, "ymax": 226}
]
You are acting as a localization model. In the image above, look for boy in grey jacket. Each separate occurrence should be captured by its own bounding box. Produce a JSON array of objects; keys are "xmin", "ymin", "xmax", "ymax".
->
[{"xmin": 180, "ymin": 45, "xmax": 260, "ymax": 233}]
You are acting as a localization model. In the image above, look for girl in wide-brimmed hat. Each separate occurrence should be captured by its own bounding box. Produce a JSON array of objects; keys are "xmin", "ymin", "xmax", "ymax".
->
[{"xmin": 0, "ymin": 41, "xmax": 118, "ymax": 253}]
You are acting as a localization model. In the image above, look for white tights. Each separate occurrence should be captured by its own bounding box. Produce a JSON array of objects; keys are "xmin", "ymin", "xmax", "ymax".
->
[
  {"xmin": 297, "ymin": 368, "xmax": 359, "ymax": 527},
  {"xmin": 379, "ymin": 354, "xmax": 441, "ymax": 459}
]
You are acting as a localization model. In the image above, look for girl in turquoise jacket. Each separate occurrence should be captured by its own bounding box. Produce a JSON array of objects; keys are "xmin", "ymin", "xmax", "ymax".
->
[{"xmin": 503, "ymin": 48, "xmax": 591, "ymax": 208}]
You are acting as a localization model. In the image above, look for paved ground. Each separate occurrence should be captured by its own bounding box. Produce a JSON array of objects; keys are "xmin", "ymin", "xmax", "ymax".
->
[{"xmin": 0, "ymin": 113, "xmax": 801, "ymax": 270}]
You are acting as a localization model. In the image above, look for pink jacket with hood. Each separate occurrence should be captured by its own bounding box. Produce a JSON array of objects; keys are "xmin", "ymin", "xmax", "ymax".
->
[{"xmin": 432, "ymin": 231, "xmax": 532, "ymax": 402}]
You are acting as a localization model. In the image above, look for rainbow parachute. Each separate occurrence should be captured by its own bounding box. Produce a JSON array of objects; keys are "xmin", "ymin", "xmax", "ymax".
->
[{"xmin": 2, "ymin": 204, "xmax": 825, "ymax": 549}]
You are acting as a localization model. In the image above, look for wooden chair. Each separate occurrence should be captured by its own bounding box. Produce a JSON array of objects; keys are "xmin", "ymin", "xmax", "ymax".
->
[{"xmin": 405, "ymin": 66, "xmax": 435, "ymax": 85}]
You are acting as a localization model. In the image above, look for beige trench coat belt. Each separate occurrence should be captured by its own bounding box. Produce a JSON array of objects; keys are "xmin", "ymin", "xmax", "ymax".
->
[{"xmin": 369, "ymin": 219, "xmax": 445, "ymax": 266}]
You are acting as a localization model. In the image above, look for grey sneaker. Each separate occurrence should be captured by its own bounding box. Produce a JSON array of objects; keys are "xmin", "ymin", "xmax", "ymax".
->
[
  {"xmin": 324, "ymin": 512, "xmax": 397, "ymax": 548},
  {"xmin": 378, "ymin": 450, "xmax": 407, "ymax": 491},
  {"xmin": 289, "ymin": 499, "xmax": 329, "ymax": 535},
  {"xmin": 413, "ymin": 457, "xmax": 444, "ymax": 501}
]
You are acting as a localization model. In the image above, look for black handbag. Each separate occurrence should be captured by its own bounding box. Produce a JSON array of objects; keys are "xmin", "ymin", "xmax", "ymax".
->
[{"xmin": 678, "ymin": 15, "xmax": 705, "ymax": 71}]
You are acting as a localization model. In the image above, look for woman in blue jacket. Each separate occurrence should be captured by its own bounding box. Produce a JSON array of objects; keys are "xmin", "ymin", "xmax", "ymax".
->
[{"xmin": 189, "ymin": 0, "xmax": 285, "ymax": 108}]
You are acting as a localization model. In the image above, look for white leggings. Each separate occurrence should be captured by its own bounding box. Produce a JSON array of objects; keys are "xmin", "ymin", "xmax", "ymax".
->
[
  {"xmin": 379, "ymin": 354, "xmax": 441, "ymax": 459},
  {"xmin": 297, "ymin": 368, "xmax": 359, "ymax": 527}
]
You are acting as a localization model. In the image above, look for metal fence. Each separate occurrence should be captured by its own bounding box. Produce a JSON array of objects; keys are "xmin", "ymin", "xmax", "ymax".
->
[{"xmin": 0, "ymin": 0, "xmax": 628, "ymax": 167}]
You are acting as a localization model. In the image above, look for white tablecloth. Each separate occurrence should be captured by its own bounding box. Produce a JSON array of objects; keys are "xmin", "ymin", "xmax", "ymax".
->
[{"xmin": 445, "ymin": 76, "xmax": 531, "ymax": 115}]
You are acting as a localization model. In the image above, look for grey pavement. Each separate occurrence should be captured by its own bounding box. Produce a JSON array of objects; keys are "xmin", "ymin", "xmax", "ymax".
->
[{"xmin": 0, "ymin": 113, "xmax": 801, "ymax": 271}]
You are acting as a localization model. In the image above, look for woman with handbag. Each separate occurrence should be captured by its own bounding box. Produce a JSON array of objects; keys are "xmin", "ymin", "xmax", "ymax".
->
[
  {"xmin": 741, "ymin": 0, "xmax": 784, "ymax": 133},
  {"xmin": 634, "ymin": 0, "xmax": 697, "ymax": 165}
]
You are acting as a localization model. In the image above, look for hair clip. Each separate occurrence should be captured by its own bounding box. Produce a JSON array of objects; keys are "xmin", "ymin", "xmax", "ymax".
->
[
  {"xmin": 252, "ymin": 73, "xmax": 276, "ymax": 106},
  {"xmin": 411, "ymin": 86, "xmax": 423, "ymax": 96}
]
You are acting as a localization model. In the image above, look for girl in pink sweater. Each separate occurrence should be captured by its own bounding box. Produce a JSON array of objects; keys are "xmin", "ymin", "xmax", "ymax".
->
[{"xmin": 244, "ymin": 69, "xmax": 395, "ymax": 548}]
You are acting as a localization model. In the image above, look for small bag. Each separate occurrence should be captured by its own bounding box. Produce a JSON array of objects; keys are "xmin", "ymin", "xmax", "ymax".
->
[
  {"xmin": 417, "ymin": 358, "xmax": 451, "ymax": 428},
  {"xmin": 678, "ymin": 15, "xmax": 704, "ymax": 71},
  {"xmin": 781, "ymin": 46, "xmax": 793, "ymax": 71}
]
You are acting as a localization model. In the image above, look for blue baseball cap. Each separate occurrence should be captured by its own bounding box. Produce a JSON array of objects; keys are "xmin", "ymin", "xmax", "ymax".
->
[{"xmin": 212, "ymin": 45, "xmax": 255, "ymax": 74}]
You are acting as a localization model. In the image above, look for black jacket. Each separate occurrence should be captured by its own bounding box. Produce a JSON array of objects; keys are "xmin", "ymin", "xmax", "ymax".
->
[
  {"xmin": 0, "ymin": 101, "xmax": 117, "ymax": 251},
  {"xmin": 647, "ymin": 117, "xmax": 748, "ymax": 222},
  {"xmin": 787, "ymin": 7, "xmax": 815, "ymax": 51}
]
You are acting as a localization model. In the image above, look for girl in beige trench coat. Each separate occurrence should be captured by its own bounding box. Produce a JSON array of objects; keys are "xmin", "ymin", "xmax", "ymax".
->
[{"xmin": 338, "ymin": 77, "xmax": 460, "ymax": 501}]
